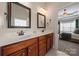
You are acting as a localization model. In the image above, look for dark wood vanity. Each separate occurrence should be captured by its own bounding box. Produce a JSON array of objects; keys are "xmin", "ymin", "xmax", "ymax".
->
[{"xmin": 0, "ymin": 33, "xmax": 53, "ymax": 56}]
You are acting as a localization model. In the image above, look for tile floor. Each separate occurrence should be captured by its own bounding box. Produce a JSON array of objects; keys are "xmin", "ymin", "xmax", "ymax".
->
[{"xmin": 46, "ymin": 49, "xmax": 69, "ymax": 56}]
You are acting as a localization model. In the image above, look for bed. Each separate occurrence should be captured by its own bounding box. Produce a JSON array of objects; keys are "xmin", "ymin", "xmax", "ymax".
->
[{"xmin": 72, "ymin": 33, "xmax": 79, "ymax": 40}]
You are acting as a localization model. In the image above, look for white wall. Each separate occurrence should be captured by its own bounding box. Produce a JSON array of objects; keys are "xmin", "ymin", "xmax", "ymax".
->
[
  {"xmin": 0, "ymin": 3, "xmax": 46, "ymax": 32},
  {"xmin": 45, "ymin": 3, "xmax": 59, "ymax": 49},
  {"xmin": 0, "ymin": 2, "xmax": 58, "ymax": 49}
]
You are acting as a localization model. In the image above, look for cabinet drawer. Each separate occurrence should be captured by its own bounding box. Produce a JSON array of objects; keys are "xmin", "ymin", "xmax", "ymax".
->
[
  {"xmin": 46, "ymin": 34, "xmax": 53, "ymax": 38},
  {"xmin": 39, "ymin": 36, "xmax": 46, "ymax": 41},
  {"xmin": 9, "ymin": 49, "xmax": 27, "ymax": 56},
  {"xmin": 39, "ymin": 40, "xmax": 46, "ymax": 44},
  {"xmin": 2, "ymin": 38, "xmax": 37, "ymax": 56},
  {"xmin": 28, "ymin": 43, "xmax": 38, "ymax": 56}
]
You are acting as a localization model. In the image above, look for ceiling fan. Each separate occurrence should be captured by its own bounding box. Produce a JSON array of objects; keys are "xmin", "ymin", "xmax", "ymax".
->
[
  {"xmin": 63, "ymin": 9, "xmax": 70, "ymax": 16},
  {"xmin": 59, "ymin": 9, "xmax": 79, "ymax": 17}
]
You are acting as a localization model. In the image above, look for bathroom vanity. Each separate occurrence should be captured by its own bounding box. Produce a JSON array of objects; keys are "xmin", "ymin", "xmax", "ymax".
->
[
  {"xmin": 0, "ymin": 2, "xmax": 54, "ymax": 56},
  {"xmin": 0, "ymin": 33, "xmax": 53, "ymax": 56}
]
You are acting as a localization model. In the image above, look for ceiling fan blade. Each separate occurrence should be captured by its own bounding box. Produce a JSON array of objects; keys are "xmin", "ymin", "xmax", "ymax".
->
[{"xmin": 69, "ymin": 11, "xmax": 78, "ymax": 15}]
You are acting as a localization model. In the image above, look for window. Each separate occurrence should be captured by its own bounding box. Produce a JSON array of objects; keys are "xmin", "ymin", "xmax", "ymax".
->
[
  {"xmin": 60, "ymin": 20, "xmax": 75, "ymax": 33},
  {"xmin": 15, "ymin": 18, "xmax": 27, "ymax": 26}
]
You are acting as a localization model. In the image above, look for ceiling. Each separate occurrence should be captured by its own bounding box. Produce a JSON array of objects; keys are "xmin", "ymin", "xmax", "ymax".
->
[
  {"xmin": 32, "ymin": 2, "xmax": 79, "ymax": 21},
  {"xmin": 31, "ymin": 2, "xmax": 73, "ymax": 9},
  {"xmin": 45, "ymin": 2, "xmax": 73, "ymax": 9},
  {"xmin": 57, "ymin": 2, "xmax": 79, "ymax": 20}
]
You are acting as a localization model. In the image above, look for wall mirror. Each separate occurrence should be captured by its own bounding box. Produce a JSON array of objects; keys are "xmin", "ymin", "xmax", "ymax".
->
[
  {"xmin": 7, "ymin": 2, "xmax": 31, "ymax": 28},
  {"xmin": 37, "ymin": 12, "xmax": 46, "ymax": 28}
]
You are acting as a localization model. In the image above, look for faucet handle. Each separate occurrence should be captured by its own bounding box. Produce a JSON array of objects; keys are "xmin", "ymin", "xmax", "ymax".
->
[{"xmin": 17, "ymin": 30, "xmax": 24, "ymax": 36}]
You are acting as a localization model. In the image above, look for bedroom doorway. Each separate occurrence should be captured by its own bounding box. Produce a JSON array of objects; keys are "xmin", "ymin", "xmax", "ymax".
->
[{"xmin": 58, "ymin": 19, "xmax": 79, "ymax": 56}]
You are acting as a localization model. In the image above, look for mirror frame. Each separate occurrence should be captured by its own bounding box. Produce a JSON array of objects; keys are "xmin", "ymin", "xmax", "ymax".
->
[
  {"xmin": 37, "ymin": 12, "xmax": 46, "ymax": 28},
  {"xmin": 7, "ymin": 2, "xmax": 31, "ymax": 28}
]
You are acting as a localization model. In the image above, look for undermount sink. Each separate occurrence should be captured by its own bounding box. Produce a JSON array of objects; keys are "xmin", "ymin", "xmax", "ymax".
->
[
  {"xmin": 18, "ymin": 34, "xmax": 31, "ymax": 39},
  {"xmin": 14, "ymin": 34, "xmax": 31, "ymax": 40},
  {"xmin": 0, "ymin": 33, "xmax": 31, "ymax": 47}
]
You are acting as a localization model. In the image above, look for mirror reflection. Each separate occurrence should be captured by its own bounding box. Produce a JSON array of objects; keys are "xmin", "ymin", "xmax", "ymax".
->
[{"xmin": 7, "ymin": 2, "xmax": 31, "ymax": 28}]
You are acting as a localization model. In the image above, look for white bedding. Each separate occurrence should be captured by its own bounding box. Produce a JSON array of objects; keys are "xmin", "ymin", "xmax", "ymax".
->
[{"xmin": 71, "ymin": 33, "xmax": 79, "ymax": 40}]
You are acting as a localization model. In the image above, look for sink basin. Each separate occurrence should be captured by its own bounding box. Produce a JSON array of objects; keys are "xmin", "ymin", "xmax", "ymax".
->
[
  {"xmin": 0, "ymin": 32, "xmax": 31, "ymax": 40},
  {"xmin": 18, "ymin": 34, "xmax": 31, "ymax": 39}
]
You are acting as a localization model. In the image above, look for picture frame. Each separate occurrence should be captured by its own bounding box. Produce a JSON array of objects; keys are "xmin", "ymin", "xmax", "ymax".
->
[{"xmin": 37, "ymin": 12, "xmax": 46, "ymax": 28}]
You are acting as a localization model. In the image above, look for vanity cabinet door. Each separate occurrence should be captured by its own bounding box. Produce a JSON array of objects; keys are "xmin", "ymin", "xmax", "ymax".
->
[
  {"xmin": 28, "ymin": 43, "xmax": 38, "ymax": 56},
  {"xmin": 47, "ymin": 38, "xmax": 51, "ymax": 51},
  {"xmin": 39, "ymin": 43, "xmax": 46, "ymax": 56},
  {"xmin": 50, "ymin": 33, "xmax": 53, "ymax": 48},
  {"xmin": 9, "ymin": 49, "xmax": 27, "ymax": 56},
  {"xmin": 0, "ymin": 47, "xmax": 2, "ymax": 56},
  {"xmin": 38, "ymin": 36, "xmax": 46, "ymax": 56},
  {"xmin": 2, "ymin": 38, "xmax": 38, "ymax": 56},
  {"xmin": 46, "ymin": 33, "xmax": 53, "ymax": 52}
]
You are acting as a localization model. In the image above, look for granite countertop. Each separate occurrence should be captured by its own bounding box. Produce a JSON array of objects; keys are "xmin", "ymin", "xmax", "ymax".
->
[{"xmin": 0, "ymin": 32, "xmax": 53, "ymax": 47}]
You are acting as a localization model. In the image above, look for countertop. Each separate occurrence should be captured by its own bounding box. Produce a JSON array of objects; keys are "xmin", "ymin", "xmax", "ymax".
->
[{"xmin": 0, "ymin": 32, "xmax": 53, "ymax": 47}]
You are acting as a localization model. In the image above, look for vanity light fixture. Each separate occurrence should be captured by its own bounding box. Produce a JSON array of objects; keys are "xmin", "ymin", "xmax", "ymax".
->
[
  {"xmin": 39, "ymin": 8, "xmax": 46, "ymax": 15},
  {"xmin": 40, "ymin": 8, "xmax": 46, "ymax": 13}
]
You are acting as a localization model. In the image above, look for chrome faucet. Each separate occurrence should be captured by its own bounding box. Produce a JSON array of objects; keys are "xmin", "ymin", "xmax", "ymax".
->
[{"xmin": 17, "ymin": 30, "xmax": 24, "ymax": 36}]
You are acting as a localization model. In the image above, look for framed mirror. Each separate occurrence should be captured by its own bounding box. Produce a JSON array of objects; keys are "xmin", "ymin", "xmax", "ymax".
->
[
  {"xmin": 7, "ymin": 2, "xmax": 31, "ymax": 28},
  {"xmin": 37, "ymin": 12, "xmax": 46, "ymax": 28}
]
